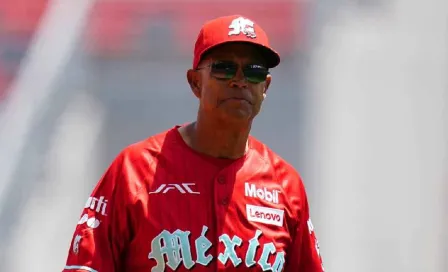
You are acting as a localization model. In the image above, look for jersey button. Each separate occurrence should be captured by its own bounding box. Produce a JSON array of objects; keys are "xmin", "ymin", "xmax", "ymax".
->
[
  {"xmin": 217, "ymin": 176, "xmax": 226, "ymax": 184},
  {"xmin": 221, "ymin": 197, "xmax": 229, "ymax": 206}
]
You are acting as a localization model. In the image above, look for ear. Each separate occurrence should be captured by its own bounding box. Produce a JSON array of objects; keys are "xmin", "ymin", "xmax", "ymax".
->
[
  {"xmin": 187, "ymin": 69, "xmax": 201, "ymax": 98},
  {"xmin": 263, "ymin": 74, "xmax": 272, "ymax": 97}
]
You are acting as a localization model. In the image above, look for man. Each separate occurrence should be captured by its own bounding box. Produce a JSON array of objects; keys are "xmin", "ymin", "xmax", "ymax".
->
[{"xmin": 62, "ymin": 15, "xmax": 324, "ymax": 272}]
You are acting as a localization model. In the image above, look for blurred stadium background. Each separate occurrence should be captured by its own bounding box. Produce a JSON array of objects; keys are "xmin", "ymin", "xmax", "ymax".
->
[{"xmin": 0, "ymin": 0, "xmax": 447, "ymax": 271}]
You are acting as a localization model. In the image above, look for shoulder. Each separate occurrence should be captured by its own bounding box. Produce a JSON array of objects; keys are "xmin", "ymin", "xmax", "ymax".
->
[
  {"xmin": 249, "ymin": 136, "xmax": 311, "ymax": 223},
  {"xmin": 249, "ymin": 135, "xmax": 302, "ymax": 179},
  {"xmin": 249, "ymin": 135, "xmax": 306, "ymax": 195},
  {"xmin": 114, "ymin": 126, "xmax": 179, "ymax": 165},
  {"xmin": 103, "ymin": 126, "xmax": 180, "ymax": 185},
  {"xmin": 95, "ymin": 126, "xmax": 181, "ymax": 198}
]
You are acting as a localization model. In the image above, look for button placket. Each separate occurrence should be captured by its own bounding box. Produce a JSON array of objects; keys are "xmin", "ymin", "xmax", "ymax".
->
[
  {"xmin": 217, "ymin": 175, "xmax": 226, "ymax": 184},
  {"xmin": 215, "ymin": 173, "xmax": 230, "ymax": 208},
  {"xmin": 220, "ymin": 197, "xmax": 229, "ymax": 206}
]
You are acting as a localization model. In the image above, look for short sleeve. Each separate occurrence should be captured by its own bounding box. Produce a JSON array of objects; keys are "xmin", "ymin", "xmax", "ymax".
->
[
  {"xmin": 284, "ymin": 176, "xmax": 325, "ymax": 272},
  {"xmin": 62, "ymin": 150, "xmax": 139, "ymax": 272}
]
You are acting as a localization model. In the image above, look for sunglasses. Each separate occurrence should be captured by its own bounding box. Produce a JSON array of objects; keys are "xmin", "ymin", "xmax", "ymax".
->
[{"xmin": 197, "ymin": 61, "xmax": 269, "ymax": 83}]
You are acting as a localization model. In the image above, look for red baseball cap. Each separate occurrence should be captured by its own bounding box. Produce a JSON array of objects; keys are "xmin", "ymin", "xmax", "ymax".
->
[{"xmin": 193, "ymin": 15, "xmax": 281, "ymax": 69}]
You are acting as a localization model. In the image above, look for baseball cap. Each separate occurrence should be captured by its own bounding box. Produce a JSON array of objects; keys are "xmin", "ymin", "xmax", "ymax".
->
[{"xmin": 193, "ymin": 15, "xmax": 281, "ymax": 69}]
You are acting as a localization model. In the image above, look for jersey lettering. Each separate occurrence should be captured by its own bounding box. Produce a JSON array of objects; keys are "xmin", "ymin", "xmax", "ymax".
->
[
  {"xmin": 147, "ymin": 226, "xmax": 285, "ymax": 271},
  {"xmin": 84, "ymin": 196, "xmax": 108, "ymax": 215},
  {"xmin": 259, "ymin": 242, "xmax": 285, "ymax": 272},
  {"xmin": 245, "ymin": 229, "xmax": 262, "ymax": 267},
  {"xmin": 244, "ymin": 183, "xmax": 280, "ymax": 204},
  {"xmin": 217, "ymin": 234, "xmax": 243, "ymax": 266},
  {"xmin": 194, "ymin": 226, "xmax": 213, "ymax": 266},
  {"xmin": 148, "ymin": 230, "xmax": 194, "ymax": 271}
]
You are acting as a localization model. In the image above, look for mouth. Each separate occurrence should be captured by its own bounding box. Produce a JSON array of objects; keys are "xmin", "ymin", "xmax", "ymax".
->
[{"xmin": 225, "ymin": 97, "xmax": 252, "ymax": 105}]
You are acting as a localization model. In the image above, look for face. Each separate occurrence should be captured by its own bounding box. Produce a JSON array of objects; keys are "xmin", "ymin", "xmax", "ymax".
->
[{"xmin": 187, "ymin": 43, "xmax": 272, "ymax": 123}]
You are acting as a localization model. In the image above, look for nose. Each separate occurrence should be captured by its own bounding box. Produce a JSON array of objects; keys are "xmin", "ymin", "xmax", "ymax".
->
[{"xmin": 229, "ymin": 67, "xmax": 248, "ymax": 89}]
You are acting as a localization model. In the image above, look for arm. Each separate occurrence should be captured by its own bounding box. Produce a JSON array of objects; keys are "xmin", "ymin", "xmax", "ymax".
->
[
  {"xmin": 62, "ymin": 151, "xmax": 137, "ymax": 272},
  {"xmin": 285, "ymin": 178, "xmax": 325, "ymax": 272}
]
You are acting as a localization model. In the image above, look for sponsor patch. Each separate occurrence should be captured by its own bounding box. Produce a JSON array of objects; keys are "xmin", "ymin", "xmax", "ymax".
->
[
  {"xmin": 246, "ymin": 204, "xmax": 284, "ymax": 227},
  {"xmin": 78, "ymin": 214, "xmax": 100, "ymax": 229},
  {"xmin": 244, "ymin": 183, "xmax": 281, "ymax": 204}
]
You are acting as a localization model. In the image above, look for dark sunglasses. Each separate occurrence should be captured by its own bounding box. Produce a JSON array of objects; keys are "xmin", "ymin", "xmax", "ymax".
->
[{"xmin": 197, "ymin": 61, "xmax": 269, "ymax": 83}]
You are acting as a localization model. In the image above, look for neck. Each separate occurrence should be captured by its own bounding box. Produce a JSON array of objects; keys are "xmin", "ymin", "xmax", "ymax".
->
[{"xmin": 185, "ymin": 113, "xmax": 251, "ymax": 160}]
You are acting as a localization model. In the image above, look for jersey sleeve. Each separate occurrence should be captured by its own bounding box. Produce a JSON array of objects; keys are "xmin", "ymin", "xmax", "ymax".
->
[
  {"xmin": 285, "ymin": 176, "xmax": 325, "ymax": 272},
  {"xmin": 62, "ymin": 149, "xmax": 141, "ymax": 272}
]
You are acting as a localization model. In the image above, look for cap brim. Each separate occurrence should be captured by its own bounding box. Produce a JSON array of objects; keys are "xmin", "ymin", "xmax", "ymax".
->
[
  {"xmin": 200, "ymin": 40, "xmax": 281, "ymax": 69},
  {"xmin": 256, "ymin": 44, "xmax": 280, "ymax": 69}
]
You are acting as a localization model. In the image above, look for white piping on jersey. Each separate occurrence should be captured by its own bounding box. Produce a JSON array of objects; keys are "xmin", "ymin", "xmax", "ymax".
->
[{"xmin": 64, "ymin": 265, "xmax": 98, "ymax": 272}]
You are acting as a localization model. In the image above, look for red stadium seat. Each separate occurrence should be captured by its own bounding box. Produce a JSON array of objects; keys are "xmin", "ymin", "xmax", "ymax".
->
[
  {"xmin": 83, "ymin": 0, "xmax": 302, "ymax": 57},
  {"xmin": 0, "ymin": 0, "xmax": 49, "ymax": 99},
  {"xmin": 0, "ymin": 0, "xmax": 49, "ymax": 34}
]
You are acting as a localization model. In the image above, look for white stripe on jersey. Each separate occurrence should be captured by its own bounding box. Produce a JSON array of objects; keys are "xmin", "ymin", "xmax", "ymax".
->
[{"xmin": 64, "ymin": 265, "xmax": 98, "ymax": 272}]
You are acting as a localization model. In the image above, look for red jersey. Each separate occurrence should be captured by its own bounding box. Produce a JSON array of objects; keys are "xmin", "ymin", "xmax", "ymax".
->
[{"xmin": 62, "ymin": 126, "xmax": 324, "ymax": 272}]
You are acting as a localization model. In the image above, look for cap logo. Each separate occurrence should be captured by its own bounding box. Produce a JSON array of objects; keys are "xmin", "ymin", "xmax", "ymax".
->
[{"xmin": 228, "ymin": 17, "xmax": 256, "ymax": 39}]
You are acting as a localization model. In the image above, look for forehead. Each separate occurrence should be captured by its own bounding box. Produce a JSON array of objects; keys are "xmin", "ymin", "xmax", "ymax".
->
[{"xmin": 203, "ymin": 43, "xmax": 266, "ymax": 63}]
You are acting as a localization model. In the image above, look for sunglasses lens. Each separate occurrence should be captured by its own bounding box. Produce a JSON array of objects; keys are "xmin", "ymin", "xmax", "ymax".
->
[
  {"xmin": 244, "ymin": 65, "xmax": 269, "ymax": 83},
  {"xmin": 211, "ymin": 62, "xmax": 237, "ymax": 79},
  {"xmin": 210, "ymin": 62, "xmax": 268, "ymax": 83}
]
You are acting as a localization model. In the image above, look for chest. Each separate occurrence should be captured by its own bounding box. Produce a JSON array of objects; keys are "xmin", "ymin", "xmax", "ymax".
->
[{"xmin": 125, "ymin": 156, "xmax": 295, "ymax": 272}]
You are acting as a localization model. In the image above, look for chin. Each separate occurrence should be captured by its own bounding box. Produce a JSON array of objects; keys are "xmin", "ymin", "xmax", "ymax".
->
[{"xmin": 220, "ymin": 110, "xmax": 254, "ymax": 123}]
